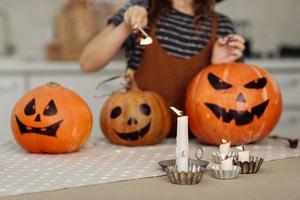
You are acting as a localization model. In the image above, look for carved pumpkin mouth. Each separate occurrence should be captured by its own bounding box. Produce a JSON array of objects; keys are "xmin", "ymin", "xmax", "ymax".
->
[
  {"xmin": 115, "ymin": 121, "xmax": 151, "ymax": 141},
  {"xmin": 15, "ymin": 115, "xmax": 63, "ymax": 137},
  {"xmin": 205, "ymin": 100, "xmax": 269, "ymax": 126}
]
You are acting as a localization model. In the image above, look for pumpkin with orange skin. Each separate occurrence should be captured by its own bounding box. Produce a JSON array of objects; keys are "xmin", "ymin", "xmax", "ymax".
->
[
  {"xmin": 100, "ymin": 70, "xmax": 171, "ymax": 146},
  {"xmin": 11, "ymin": 82, "xmax": 93, "ymax": 153},
  {"xmin": 186, "ymin": 63, "xmax": 282, "ymax": 145}
]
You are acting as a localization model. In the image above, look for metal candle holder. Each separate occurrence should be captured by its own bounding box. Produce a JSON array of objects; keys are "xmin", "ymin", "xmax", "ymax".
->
[
  {"xmin": 159, "ymin": 146, "xmax": 208, "ymax": 184},
  {"xmin": 210, "ymin": 165, "xmax": 241, "ymax": 180},
  {"xmin": 159, "ymin": 158, "xmax": 209, "ymax": 172},
  {"xmin": 166, "ymin": 163, "xmax": 205, "ymax": 185},
  {"xmin": 233, "ymin": 156, "xmax": 264, "ymax": 174},
  {"xmin": 159, "ymin": 146, "xmax": 209, "ymax": 171}
]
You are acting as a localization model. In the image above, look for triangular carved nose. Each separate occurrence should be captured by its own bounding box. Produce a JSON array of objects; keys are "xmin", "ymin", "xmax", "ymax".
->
[
  {"xmin": 236, "ymin": 93, "xmax": 246, "ymax": 103},
  {"xmin": 34, "ymin": 114, "xmax": 41, "ymax": 122}
]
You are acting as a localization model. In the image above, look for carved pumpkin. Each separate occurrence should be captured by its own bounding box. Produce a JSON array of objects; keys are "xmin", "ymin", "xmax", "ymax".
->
[
  {"xmin": 11, "ymin": 82, "xmax": 93, "ymax": 153},
  {"xmin": 100, "ymin": 70, "xmax": 171, "ymax": 146},
  {"xmin": 186, "ymin": 63, "xmax": 282, "ymax": 145}
]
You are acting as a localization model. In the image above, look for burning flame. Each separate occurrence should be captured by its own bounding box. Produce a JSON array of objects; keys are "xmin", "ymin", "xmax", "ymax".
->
[
  {"xmin": 138, "ymin": 27, "xmax": 153, "ymax": 46},
  {"xmin": 222, "ymin": 139, "xmax": 228, "ymax": 144},
  {"xmin": 140, "ymin": 37, "xmax": 153, "ymax": 45},
  {"xmin": 170, "ymin": 107, "xmax": 184, "ymax": 117}
]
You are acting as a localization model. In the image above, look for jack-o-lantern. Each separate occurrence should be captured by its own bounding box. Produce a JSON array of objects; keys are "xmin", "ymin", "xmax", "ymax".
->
[
  {"xmin": 186, "ymin": 63, "xmax": 282, "ymax": 145},
  {"xmin": 11, "ymin": 82, "xmax": 93, "ymax": 153},
  {"xmin": 100, "ymin": 70, "xmax": 171, "ymax": 146}
]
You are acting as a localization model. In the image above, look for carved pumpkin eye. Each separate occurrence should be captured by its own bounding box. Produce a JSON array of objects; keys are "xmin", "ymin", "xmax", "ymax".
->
[
  {"xmin": 244, "ymin": 77, "xmax": 267, "ymax": 89},
  {"xmin": 24, "ymin": 98, "xmax": 36, "ymax": 116},
  {"xmin": 111, "ymin": 106, "xmax": 122, "ymax": 119},
  {"xmin": 43, "ymin": 100, "xmax": 57, "ymax": 116},
  {"xmin": 140, "ymin": 103, "xmax": 151, "ymax": 116},
  {"xmin": 208, "ymin": 73, "xmax": 232, "ymax": 90}
]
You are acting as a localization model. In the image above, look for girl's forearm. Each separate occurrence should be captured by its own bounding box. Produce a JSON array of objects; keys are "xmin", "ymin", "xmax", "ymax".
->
[{"xmin": 80, "ymin": 22, "xmax": 132, "ymax": 72}]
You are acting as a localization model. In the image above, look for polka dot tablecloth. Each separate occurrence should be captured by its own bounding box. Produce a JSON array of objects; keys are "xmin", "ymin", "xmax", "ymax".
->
[{"xmin": 0, "ymin": 137, "xmax": 299, "ymax": 197}]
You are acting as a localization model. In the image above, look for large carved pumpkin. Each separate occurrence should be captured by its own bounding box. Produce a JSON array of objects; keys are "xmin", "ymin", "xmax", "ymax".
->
[
  {"xmin": 186, "ymin": 63, "xmax": 282, "ymax": 145},
  {"xmin": 100, "ymin": 70, "xmax": 171, "ymax": 146},
  {"xmin": 11, "ymin": 82, "xmax": 93, "ymax": 153}
]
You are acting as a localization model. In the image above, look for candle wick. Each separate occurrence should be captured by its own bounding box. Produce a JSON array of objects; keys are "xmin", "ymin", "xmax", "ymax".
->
[{"xmin": 170, "ymin": 106, "xmax": 184, "ymax": 116}]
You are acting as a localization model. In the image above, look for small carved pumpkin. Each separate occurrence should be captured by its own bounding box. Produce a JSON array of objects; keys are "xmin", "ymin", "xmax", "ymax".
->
[
  {"xmin": 100, "ymin": 70, "xmax": 171, "ymax": 146},
  {"xmin": 186, "ymin": 63, "xmax": 282, "ymax": 145},
  {"xmin": 11, "ymin": 82, "xmax": 93, "ymax": 153}
]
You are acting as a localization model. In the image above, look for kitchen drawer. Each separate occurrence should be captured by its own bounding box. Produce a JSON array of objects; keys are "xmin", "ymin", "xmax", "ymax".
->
[
  {"xmin": 0, "ymin": 75, "xmax": 26, "ymax": 138},
  {"xmin": 271, "ymin": 110, "xmax": 300, "ymax": 138},
  {"xmin": 272, "ymin": 74, "xmax": 300, "ymax": 106},
  {"xmin": 29, "ymin": 73, "xmax": 123, "ymax": 137}
]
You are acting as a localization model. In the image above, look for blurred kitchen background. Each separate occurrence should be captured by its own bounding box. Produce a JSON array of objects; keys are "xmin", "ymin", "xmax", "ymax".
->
[{"xmin": 0, "ymin": 0, "xmax": 300, "ymax": 139}]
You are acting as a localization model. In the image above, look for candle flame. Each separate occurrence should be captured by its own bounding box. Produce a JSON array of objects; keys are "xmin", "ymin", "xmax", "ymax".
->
[
  {"xmin": 140, "ymin": 37, "xmax": 153, "ymax": 45},
  {"xmin": 235, "ymin": 145, "xmax": 245, "ymax": 151},
  {"xmin": 222, "ymin": 139, "xmax": 228, "ymax": 144},
  {"xmin": 170, "ymin": 107, "xmax": 184, "ymax": 116}
]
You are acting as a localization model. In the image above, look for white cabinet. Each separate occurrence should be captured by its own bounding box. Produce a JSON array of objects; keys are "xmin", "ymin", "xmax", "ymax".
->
[
  {"xmin": 272, "ymin": 74, "xmax": 300, "ymax": 106},
  {"xmin": 0, "ymin": 75, "xmax": 25, "ymax": 138},
  {"xmin": 251, "ymin": 59, "xmax": 300, "ymax": 139},
  {"xmin": 272, "ymin": 111, "xmax": 300, "ymax": 138}
]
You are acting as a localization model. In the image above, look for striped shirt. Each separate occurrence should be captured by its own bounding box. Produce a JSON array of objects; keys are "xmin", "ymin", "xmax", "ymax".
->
[{"xmin": 108, "ymin": 2, "xmax": 236, "ymax": 69}]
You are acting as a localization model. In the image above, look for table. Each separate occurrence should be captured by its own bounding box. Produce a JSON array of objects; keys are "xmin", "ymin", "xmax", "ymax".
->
[{"xmin": 1, "ymin": 157, "xmax": 299, "ymax": 200}]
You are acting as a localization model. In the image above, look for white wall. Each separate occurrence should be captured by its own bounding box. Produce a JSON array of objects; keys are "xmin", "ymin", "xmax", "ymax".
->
[
  {"xmin": 217, "ymin": 0, "xmax": 300, "ymax": 55},
  {"xmin": 0, "ymin": 0, "xmax": 68, "ymax": 60},
  {"xmin": 0, "ymin": 0, "xmax": 299, "ymax": 59}
]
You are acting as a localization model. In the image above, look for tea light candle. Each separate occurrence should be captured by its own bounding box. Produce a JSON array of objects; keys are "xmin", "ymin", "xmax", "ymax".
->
[
  {"xmin": 221, "ymin": 157, "xmax": 233, "ymax": 170},
  {"xmin": 176, "ymin": 115, "xmax": 189, "ymax": 172},
  {"xmin": 219, "ymin": 140, "xmax": 231, "ymax": 156},
  {"xmin": 238, "ymin": 150, "xmax": 250, "ymax": 162}
]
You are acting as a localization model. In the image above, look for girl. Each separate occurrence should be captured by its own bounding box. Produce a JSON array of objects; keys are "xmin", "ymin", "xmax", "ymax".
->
[{"xmin": 80, "ymin": 0, "xmax": 245, "ymax": 135}]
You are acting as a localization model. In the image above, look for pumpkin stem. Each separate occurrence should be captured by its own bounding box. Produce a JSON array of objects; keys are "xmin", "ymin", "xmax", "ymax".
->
[
  {"xmin": 47, "ymin": 81, "xmax": 61, "ymax": 87},
  {"xmin": 125, "ymin": 68, "xmax": 139, "ymax": 91}
]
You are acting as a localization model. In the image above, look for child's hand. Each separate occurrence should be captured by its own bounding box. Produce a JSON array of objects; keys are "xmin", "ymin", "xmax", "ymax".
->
[
  {"xmin": 124, "ymin": 5, "xmax": 148, "ymax": 31},
  {"xmin": 211, "ymin": 34, "xmax": 245, "ymax": 64}
]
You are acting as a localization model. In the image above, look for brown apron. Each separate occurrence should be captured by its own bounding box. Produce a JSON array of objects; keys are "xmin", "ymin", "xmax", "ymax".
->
[{"xmin": 135, "ymin": 12, "xmax": 218, "ymax": 136}]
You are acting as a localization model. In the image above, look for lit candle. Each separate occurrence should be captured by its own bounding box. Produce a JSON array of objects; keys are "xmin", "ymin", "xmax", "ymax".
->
[
  {"xmin": 140, "ymin": 37, "xmax": 153, "ymax": 45},
  {"xmin": 221, "ymin": 157, "xmax": 233, "ymax": 170},
  {"xmin": 171, "ymin": 107, "xmax": 189, "ymax": 172},
  {"xmin": 219, "ymin": 139, "xmax": 231, "ymax": 156},
  {"xmin": 238, "ymin": 150, "xmax": 250, "ymax": 162},
  {"xmin": 138, "ymin": 27, "xmax": 153, "ymax": 46}
]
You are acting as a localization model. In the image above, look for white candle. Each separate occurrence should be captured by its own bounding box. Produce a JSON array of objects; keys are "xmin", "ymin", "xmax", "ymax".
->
[
  {"xmin": 176, "ymin": 116, "xmax": 189, "ymax": 172},
  {"xmin": 238, "ymin": 150, "xmax": 250, "ymax": 162},
  {"xmin": 219, "ymin": 142, "xmax": 231, "ymax": 156},
  {"xmin": 221, "ymin": 157, "xmax": 233, "ymax": 170}
]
